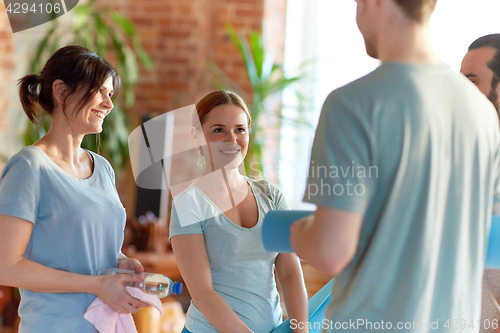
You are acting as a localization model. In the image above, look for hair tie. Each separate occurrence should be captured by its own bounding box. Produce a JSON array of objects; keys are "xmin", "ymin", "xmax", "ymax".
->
[{"xmin": 28, "ymin": 76, "xmax": 40, "ymax": 96}]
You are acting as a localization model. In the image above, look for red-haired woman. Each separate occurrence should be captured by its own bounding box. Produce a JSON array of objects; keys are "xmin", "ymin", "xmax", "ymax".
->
[{"xmin": 170, "ymin": 90, "xmax": 308, "ymax": 333}]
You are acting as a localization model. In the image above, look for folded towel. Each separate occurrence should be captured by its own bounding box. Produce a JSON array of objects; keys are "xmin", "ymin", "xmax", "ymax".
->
[{"xmin": 84, "ymin": 286, "xmax": 163, "ymax": 333}]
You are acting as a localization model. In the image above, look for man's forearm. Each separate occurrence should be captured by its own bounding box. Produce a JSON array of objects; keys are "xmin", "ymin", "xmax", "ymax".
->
[{"xmin": 290, "ymin": 207, "xmax": 363, "ymax": 275}]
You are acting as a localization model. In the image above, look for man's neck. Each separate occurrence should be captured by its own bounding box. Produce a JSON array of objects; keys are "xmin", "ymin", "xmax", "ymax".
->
[{"xmin": 378, "ymin": 21, "xmax": 441, "ymax": 64}]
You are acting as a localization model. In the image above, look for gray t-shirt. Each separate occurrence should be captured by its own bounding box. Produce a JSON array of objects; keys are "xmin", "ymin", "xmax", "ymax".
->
[
  {"xmin": 304, "ymin": 63, "xmax": 500, "ymax": 332},
  {"xmin": 169, "ymin": 177, "xmax": 289, "ymax": 333},
  {"xmin": 0, "ymin": 146, "xmax": 126, "ymax": 333}
]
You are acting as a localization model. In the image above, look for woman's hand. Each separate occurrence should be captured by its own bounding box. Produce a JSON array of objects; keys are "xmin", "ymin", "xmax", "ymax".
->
[{"xmin": 93, "ymin": 273, "xmax": 149, "ymax": 314}]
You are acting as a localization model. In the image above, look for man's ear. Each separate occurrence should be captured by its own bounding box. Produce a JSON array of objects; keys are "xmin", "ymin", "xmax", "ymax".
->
[
  {"xmin": 496, "ymin": 81, "xmax": 500, "ymax": 108},
  {"xmin": 52, "ymin": 79, "xmax": 68, "ymax": 105}
]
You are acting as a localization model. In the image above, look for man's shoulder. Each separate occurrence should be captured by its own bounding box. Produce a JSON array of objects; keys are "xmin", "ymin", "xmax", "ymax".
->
[
  {"xmin": 334, "ymin": 62, "xmax": 455, "ymax": 93},
  {"xmin": 324, "ymin": 64, "xmax": 402, "ymax": 107},
  {"xmin": 325, "ymin": 62, "xmax": 480, "ymax": 109}
]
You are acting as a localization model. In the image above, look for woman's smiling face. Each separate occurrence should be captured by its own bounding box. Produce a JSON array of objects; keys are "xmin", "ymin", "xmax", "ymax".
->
[
  {"xmin": 194, "ymin": 103, "xmax": 250, "ymax": 171},
  {"xmin": 65, "ymin": 75, "xmax": 115, "ymax": 135}
]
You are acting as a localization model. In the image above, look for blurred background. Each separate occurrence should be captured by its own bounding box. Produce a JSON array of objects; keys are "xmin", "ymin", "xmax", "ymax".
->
[{"xmin": 0, "ymin": 0, "xmax": 499, "ymax": 332}]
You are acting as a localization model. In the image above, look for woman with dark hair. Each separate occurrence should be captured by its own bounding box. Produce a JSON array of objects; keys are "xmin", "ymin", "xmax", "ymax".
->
[
  {"xmin": 169, "ymin": 90, "xmax": 308, "ymax": 333},
  {"xmin": 0, "ymin": 45, "xmax": 148, "ymax": 332}
]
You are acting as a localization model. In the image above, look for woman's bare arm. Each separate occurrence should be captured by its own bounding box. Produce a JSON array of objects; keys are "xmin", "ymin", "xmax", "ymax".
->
[
  {"xmin": 0, "ymin": 214, "xmax": 146, "ymax": 314},
  {"xmin": 275, "ymin": 253, "xmax": 309, "ymax": 333},
  {"xmin": 171, "ymin": 234, "xmax": 253, "ymax": 333}
]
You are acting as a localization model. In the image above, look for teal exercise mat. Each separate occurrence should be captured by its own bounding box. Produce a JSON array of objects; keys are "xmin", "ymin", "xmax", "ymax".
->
[
  {"xmin": 272, "ymin": 279, "xmax": 334, "ymax": 333},
  {"xmin": 262, "ymin": 210, "xmax": 314, "ymax": 253},
  {"xmin": 264, "ymin": 211, "xmax": 500, "ymax": 268},
  {"xmin": 486, "ymin": 215, "xmax": 500, "ymax": 268}
]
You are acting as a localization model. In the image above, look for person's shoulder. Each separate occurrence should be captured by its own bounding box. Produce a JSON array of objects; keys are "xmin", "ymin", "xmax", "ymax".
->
[
  {"xmin": 6, "ymin": 146, "xmax": 43, "ymax": 167},
  {"xmin": 328, "ymin": 62, "xmax": 431, "ymax": 97},
  {"xmin": 1, "ymin": 147, "xmax": 43, "ymax": 177},
  {"xmin": 247, "ymin": 177, "xmax": 282, "ymax": 197},
  {"xmin": 172, "ymin": 184, "xmax": 199, "ymax": 206},
  {"xmin": 89, "ymin": 151, "xmax": 113, "ymax": 171},
  {"xmin": 248, "ymin": 177, "xmax": 271, "ymax": 189},
  {"xmin": 437, "ymin": 66, "xmax": 498, "ymax": 121},
  {"xmin": 322, "ymin": 66, "xmax": 389, "ymax": 110},
  {"xmin": 87, "ymin": 150, "xmax": 116, "ymax": 180},
  {"xmin": 324, "ymin": 63, "xmax": 459, "ymax": 109},
  {"xmin": 444, "ymin": 66, "xmax": 491, "ymax": 100},
  {"xmin": 248, "ymin": 177, "xmax": 290, "ymax": 210}
]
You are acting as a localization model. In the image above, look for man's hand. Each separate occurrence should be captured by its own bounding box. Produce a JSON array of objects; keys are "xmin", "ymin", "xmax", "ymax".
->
[
  {"xmin": 289, "ymin": 206, "xmax": 363, "ymax": 276},
  {"xmin": 290, "ymin": 215, "xmax": 315, "ymax": 253}
]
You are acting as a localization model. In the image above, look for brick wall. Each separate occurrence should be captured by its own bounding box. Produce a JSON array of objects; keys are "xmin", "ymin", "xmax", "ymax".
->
[
  {"xmin": 99, "ymin": 0, "xmax": 266, "ymax": 115},
  {"xmin": 98, "ymin": 0, "xmax": 288, "ymax": 213},
  {"xmin": 0, "ymin": 2, "xmax": 13, "ymax": 173},
  {"xmin": 264, "ymin": 0, "xmax": 287, "ymax": 64}
]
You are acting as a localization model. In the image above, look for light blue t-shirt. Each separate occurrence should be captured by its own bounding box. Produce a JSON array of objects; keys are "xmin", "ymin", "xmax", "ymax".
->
[
  {"xmin": 170, "ymin": 177, "xmax": 289, "ymax": 333},
  {"xmin": 0, "ymin": 146, "xmax": 126, "ymax": 333},
  {"xmin": 305, "ymin": 63, "xmax": 500, "ymax": 332}
]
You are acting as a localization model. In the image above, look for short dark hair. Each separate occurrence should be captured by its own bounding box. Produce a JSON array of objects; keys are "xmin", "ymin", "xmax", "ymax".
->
[
  {"xmin": 18, "ymin": 45, "xmax": 120, "ymax": 124},
  {"xmin": 469, "ymin": 34, "xmax": 500, "ymax": 91},
  {"xmin": 392, "ymin": 0, "xmax": 438, "ymax": 23}
]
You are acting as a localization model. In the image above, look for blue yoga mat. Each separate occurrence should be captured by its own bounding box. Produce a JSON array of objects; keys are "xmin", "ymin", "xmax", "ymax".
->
[
  {"xmin": 486, "ymin": 215, "xmax": 500, "ymax": 268},
  {"xmin": 272, "ymin": 279, "xmax": 334, "ymax": 333},
  {"xmin": 263, "ymin": 211, "xmax": 500, "ymax": 267},
  {"xmin": 261, "ymin": 210, "xmax": 314, "ymax": 253}
]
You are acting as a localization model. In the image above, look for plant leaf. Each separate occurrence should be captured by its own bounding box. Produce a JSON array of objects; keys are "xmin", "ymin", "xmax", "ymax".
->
[
  {"xmin": 261, "ymin": 50, "xmax": 276, "ymax": 82},
  {"xmin": 206, "ymin": 61, "xmax": 250, "ymax": 101},
  {"xmin": 249, "ymin": 31, "xmax": 264, "ymax": 78},
  {"xmin": 30, "ymin": 23, "xmax": 58, "ymax": 73},
  {"xmin": 73, "ymin": 3, "xmax": 90, "ymax": 32},
  {"xmin": 92, "ymin": 13, "xmax": 109, "ymax": 55},
  {"xmin": 132, "ymin": 36, "xmax": 153, "ymax": 69},
  {"xmin": 109, "ymin": 11, "xmax": 136, "ymax": 36},
  {"xmin": 224, "ymin": 22, "xmax": 259, "ymax": 87}
]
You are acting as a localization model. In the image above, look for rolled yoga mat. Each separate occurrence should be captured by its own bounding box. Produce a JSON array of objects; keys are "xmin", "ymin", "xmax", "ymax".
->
[
  {"xmin": 262, "ymin": 211, "xmax": 500, "ymax": 266},
  {"xmin": 486, "ymin": 215, "xmax": 500, "ymax": 268},
  {"xmin": 271, "ymin": 279, "xmax": 334, "ymax": 333},
  {"xmin": 261, "ymin": 210, "xmax": 314, "ymax": 253}
]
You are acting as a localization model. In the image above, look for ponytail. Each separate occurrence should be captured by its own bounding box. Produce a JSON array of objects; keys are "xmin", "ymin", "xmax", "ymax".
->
[{"xmin": 18, "ymin": 74, "xmax": 41, "ymax": 124}]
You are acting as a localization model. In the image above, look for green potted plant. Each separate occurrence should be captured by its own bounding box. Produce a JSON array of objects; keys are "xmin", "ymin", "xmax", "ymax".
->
[{"xmin": 25, "ymin": 0, "xmax": 153, "ymax": 174}]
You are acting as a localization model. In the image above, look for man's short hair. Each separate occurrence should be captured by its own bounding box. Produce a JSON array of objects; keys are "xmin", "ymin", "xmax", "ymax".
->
[
  {"xmin": 392, "ymin": 0, "xmax": 438, "ymax": 23},
  {"xmin": 469, "ymin": 34, "xmax": 500, "ymax": 88}
]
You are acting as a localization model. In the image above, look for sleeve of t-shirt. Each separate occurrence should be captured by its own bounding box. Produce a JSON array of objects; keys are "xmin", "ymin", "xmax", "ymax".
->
[
  {"xmin": 0, "ymin": 155, "xmax": 40, "ymax": 224},
  {"xmin": 103, "ymin": 157, "xmax": 116, "ymax": 185},
  {"xmin": 169, "ymin": 193, "xmax": 204, "ymax": 240},
  {"xmin": 303, "ymin": 91, "xmax": 375, "ymax": 214},
  {"xmin": 269, "ymin": 182, "xmax": 291, "ymax": 211}
]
